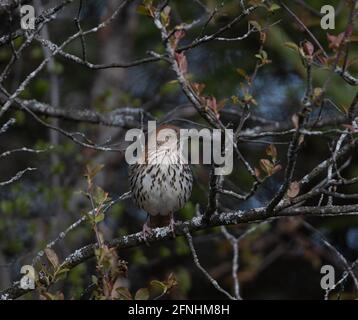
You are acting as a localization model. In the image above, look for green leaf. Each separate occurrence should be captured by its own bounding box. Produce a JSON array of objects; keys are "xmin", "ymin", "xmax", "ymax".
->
[
  {"xmin": 284, "ymin": 42, "xmax": 299, "ymax": 52},
  {"xmin": 94, "ymin": 212, "xmax": 105, "ymax": 224},
  {"xmin": 160, "ymin": 6, "xmax": 171, "ymax": 27},
  {"xmin": 136, "ymin": 5, "xmax": 151, "ymax": 16},
  {"xmin": 91, "ymin": 164, "xmax": 104, "ymax": 177},
  {"xmin": 93, "ymin": 186, "xmax": 108, "ymax": 205},
  {"xmin": 54, "ymin": 268, "xmax": 70, "ymax": 281},
  {"xmin": 117, "ymin": 287, "xmax": 133, "ymax": 300},
  {"xmin": 160, "ymin": 80, "xmax": 180, "ymax": 95},
  {"xmin": 135, "ymin": 288, "xmax": 150, "ymax": 300},
  {"xmin": 149, "ymin": 280, "xmax": 167, "ymax": 298},
  {"xmin": 249, "ymin": 20, "xmax": 261, "ymax": 31},
  {"xmin": 44, "ymin": 248, "xmax": 59, "ymax": 269},
  {"xmin": 56, "ymin": 268, "xmax": 70, "ymax": 276},
  {"xmin": 261, "ymin": 50, "xmax": 268, "ymax": 60},
  {"xmin": 231, "ymin": 95, "xmax": 240, "ymax": 105},
  {"xmin": 268, "ymin": 3, "xmax": 281, "ymax": 12}
]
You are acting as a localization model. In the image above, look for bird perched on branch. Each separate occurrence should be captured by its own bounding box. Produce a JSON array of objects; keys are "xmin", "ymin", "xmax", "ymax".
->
[{"xmin": 129, "ymin": 124, "xmax": 193, "ymax": 240}]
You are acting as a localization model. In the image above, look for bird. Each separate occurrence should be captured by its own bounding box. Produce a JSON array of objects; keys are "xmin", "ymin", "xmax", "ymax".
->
[{"xmin": 128, "ymin": 124, "xmax": 193, "ymax": 240}]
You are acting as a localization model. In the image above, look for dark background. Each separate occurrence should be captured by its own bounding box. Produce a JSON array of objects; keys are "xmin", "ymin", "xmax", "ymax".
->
[{"xmin": 0, "ymin": 0, "xmax": 357, "ymax": 299}]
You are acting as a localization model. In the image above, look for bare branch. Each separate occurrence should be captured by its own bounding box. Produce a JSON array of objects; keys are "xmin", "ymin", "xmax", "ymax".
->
[
  {"xmin": 185, "ymin": 228, "xmax": 237, "ymax": 300},
  {"xmin": 3, "ymin": 203, "xmax": 358, "ymax": 299},
  {"xmin": 0, "ymin": 167, "xmax": 36, "ymax": 187}
]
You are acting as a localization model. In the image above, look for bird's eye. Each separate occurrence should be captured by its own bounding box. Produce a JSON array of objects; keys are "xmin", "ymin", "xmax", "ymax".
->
[{"xmin": 165, "ymin": 136, "xmax": 169, "ymax": 142}]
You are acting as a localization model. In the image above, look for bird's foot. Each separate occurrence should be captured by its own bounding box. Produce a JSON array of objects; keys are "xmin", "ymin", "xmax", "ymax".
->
[
  {"xmin": 169, "ymin": 216, "xmax": 176, "ymax": 238},
  {"xmin": 140, "ymin": 221, "xmax": 153, "ymax": 245}
]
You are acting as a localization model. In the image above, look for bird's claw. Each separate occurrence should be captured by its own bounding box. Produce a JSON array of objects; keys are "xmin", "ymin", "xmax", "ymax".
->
[
  {"xmin": 169, "ymin": 217, "xmax": 176, "ymax": 238},
  {"xmin": 140, "ymin": 221, "xmax": 153, "ymax": 245}
]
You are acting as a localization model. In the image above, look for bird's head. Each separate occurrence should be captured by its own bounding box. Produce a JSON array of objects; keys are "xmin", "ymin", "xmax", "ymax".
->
[{"xmin": 155, "ymin": 124, "xmax": 180, "ymax": 150}]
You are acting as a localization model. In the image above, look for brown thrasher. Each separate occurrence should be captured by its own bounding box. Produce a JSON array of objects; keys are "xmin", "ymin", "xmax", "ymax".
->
[{"xmin": 129, "ymin": 125, "xmax": 193, "ymax": 240}]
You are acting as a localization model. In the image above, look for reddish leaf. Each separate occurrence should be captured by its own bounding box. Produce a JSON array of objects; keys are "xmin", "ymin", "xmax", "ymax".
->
[
  {"xmin": 205, "ymin": 96, "xmax": 217, "ymax": 110},
  {"xmin": 327, "ymin": 32, "xmax": 345, "ymax": 50},
  {"xmin": 254, "ymin": 167, "xmax": 261, "ymax": 178},
  {"xmin": 342, "ymin": 118, "xmax": 358, "ymax": 132},
  {"xmin": 287, "ymin": 181, "xmax": 300, "ymax": 198},
  {"xmin": 342, "ymin": 124, "xmax": 353, "ymax": 130},
  {"xmin": 353, "ymin": 118, "xmax": 358, "ymax": 132},
  {"xmin": 164, "ymin": 273, "xmax": 178, "ymax": 290},
  {"xmin": 316, "ymin": 54, "xmax": 328, "ymax": 65},
  {"xmin": 175, "ymin": 52, "xmax": 188, "ymax": 74},
  {"xmin": 216, "ymin": 99, "xmax": 227, "ymax": 113},
  {"xmin": 191, "ymin": 82, "xmax": 205, "ymax": 96},
  {"xmin": 174, "ymin": 29, "xmax": 185, "ymax": 41},
  {"xmin": 298, "ymin": 134, "xmax": 305, "ymax": 146},
  {"xmin": 291, "ymin": 113, "xmax": 299, "ymax": 129},
  {"xmin": 266, "ymin": 144, "xmax": 277, "ymax": 161},
  {"xmin": 204, "ymin": 96, "xmax": 226, "ymax": 118},
  {"xmin": 260, "ymin": 159, "xmax": 274, "ymax": 175},
  {"xmin": 171, "ymin": 29, "xmax": 186, "ymax": 49},
  {"xmin": 260, "ymin": 31, "xmax": 267, "ymax": 44},
  {"xmin": 302, "ymin": 41, "xmax": 314, "ymax": 57},
  {"xmin": 272, "ymin": 164, "xmax": 282, "ymax": 175}
]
